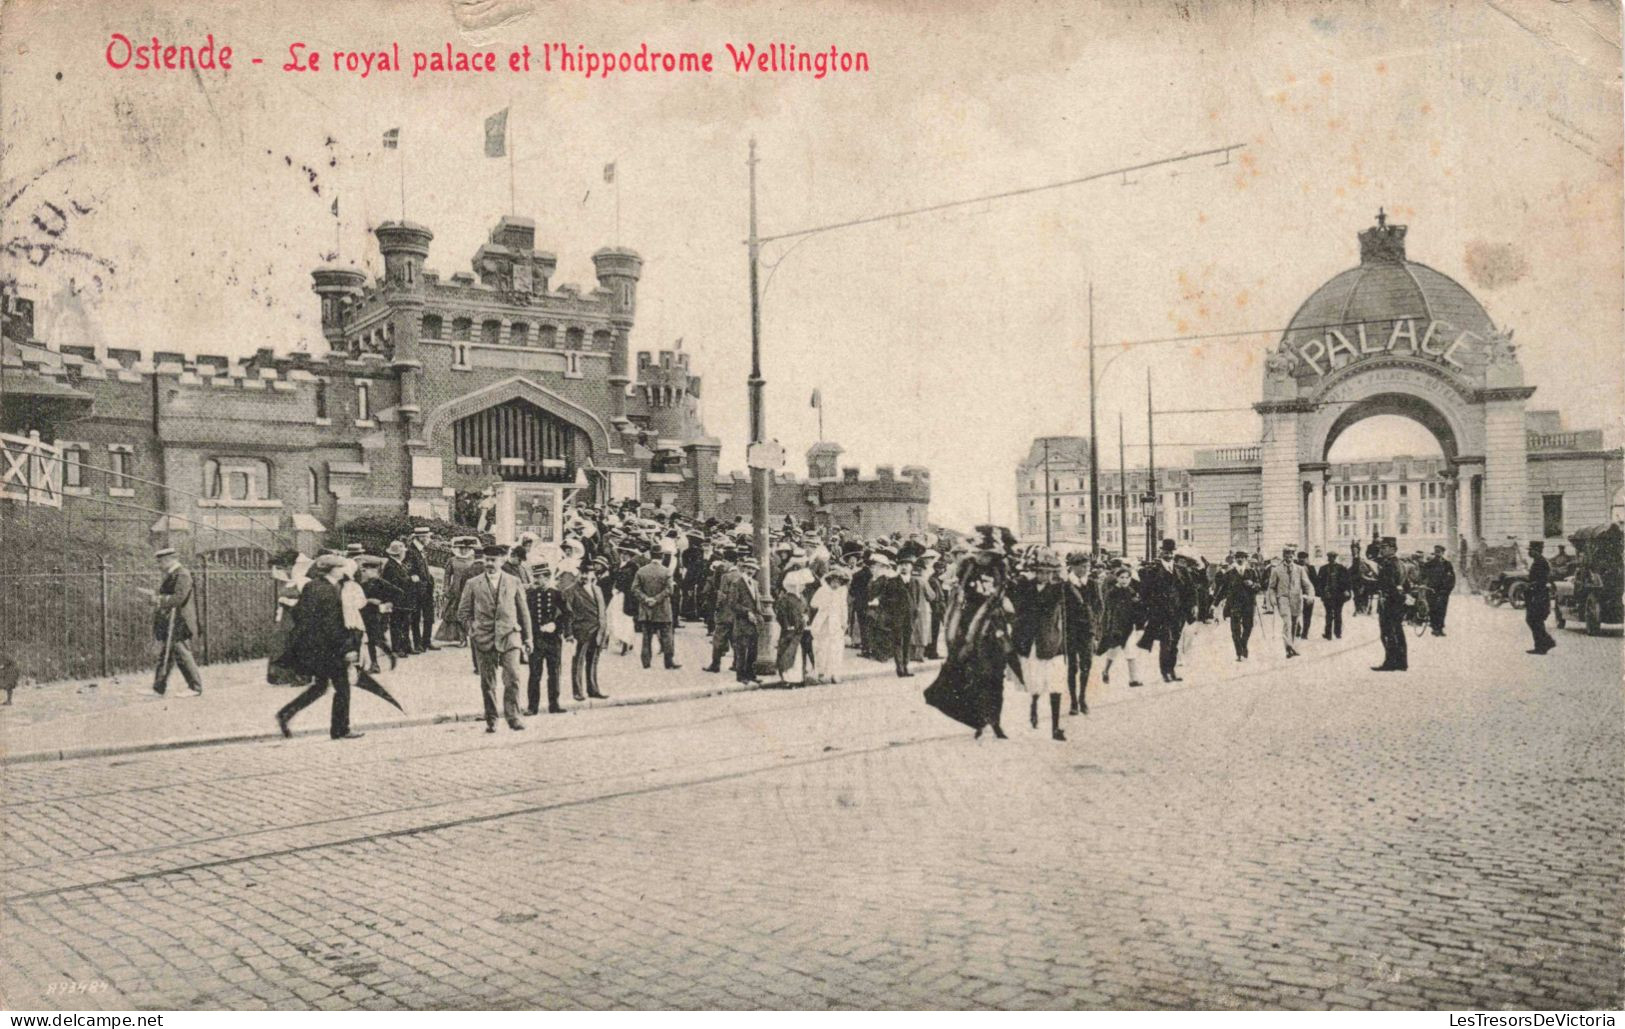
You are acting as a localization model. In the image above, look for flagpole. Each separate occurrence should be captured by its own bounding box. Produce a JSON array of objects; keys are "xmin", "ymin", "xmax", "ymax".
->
[
  {"xmin": 399, "ymin": 142, "xmax": 406, "ymax": 221},
  {"xmin": 614, "ymin": 156, "xmax": 622, "ymax": 244},
  {"xmin": 508, "ymin": 100, "xmax": 516, "ymax": 215}
]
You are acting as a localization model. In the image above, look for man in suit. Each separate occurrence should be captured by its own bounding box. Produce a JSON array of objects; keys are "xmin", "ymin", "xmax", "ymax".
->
[
  {"xmin": 149, "ymin": 547, "xmax": 204, "ymax": 695},
  {"xmin": 1318, "ymin": 551, "xmax": 1351, "ymax": 641},
  {"xmin": 562, "ymin": 566, "xmax": 609, "ymax": 700},
  {"xmin": 1524, "ymin": 540, "xmax": 1557, "ymax": 655},
  {"xmin": 459, "ymin": 543, "xmax": 533, "ymax": 733},
  {"xmin": 277, "ymin": 554, "xmax": 364, "ymax": 740},
  {"xmin": 1422, "ymin": 544, "xmax": 1457, "ymax": 636},
  {"xmin": 1266, "ymin": 543, "xmax": 1311, "ymax": 659},
  {"xmin": 382, "ymin": 541, "xmax": 417, "ymax": 660},
  {"xmin": 1137, "ymin": 539, "xmax": 1187, "ymax": 682},
  {"xmin": 1296, "ymin": 550, "xmax": 1318, "ymax": 639},
  {"xmin": 1062, "ymin": 552, "xmax": 1095, "ymax": 714},
  {"xmin": 523, "ymin": 561, "xmax": 568, "ymax": 715},
  {"xmin": 703, "ymin": 549, "xmax": 741, "ymax": 672},
  {"xmin": 405, "ymin": 526, "xmax": 438, "ymax": 652},
  {"xmin": 726, "ymin": 556, "xmax": 764, "ymax": 684},
  {"xmin": 1372, "ymin": 537, "xmax": 1410, "ymax": 671},
  {"xmin": 633, "ymin": 549, "xmax": 681, "ymax": 670},
  {"xmin": 1219, "ymin": 551, "xmax": 1261, "ymax": 660}
]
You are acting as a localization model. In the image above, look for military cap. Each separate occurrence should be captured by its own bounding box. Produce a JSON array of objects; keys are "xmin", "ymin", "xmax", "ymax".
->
[{"xmin": 412, "ymin": 526, "xmax": 431, "ymax": 538}]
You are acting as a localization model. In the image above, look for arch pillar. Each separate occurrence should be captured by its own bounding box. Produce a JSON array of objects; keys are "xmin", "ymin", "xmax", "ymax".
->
[
  {"xmin": 1256, "ymin": 399, "xmax": 1313, "ymax": 550},
  {"xmin": 1480, "ymin": 387, "xmax": 1535, "ymax": 546}
]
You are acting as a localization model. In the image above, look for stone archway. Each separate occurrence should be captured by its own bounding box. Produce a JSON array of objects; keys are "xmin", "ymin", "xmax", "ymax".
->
[
  {"xmin": 417, "ymin": 375, "xmax": 621, "ymax": 458},
  {"xmin": 1253, "ymin": 215, "xmax": 1538, "ymax": 556}
]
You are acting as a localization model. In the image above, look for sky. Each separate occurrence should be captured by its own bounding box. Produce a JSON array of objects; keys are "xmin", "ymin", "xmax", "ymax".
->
[{"xmin": 3, "ymin": 0, "xmax": 1621, "ymax": 530}]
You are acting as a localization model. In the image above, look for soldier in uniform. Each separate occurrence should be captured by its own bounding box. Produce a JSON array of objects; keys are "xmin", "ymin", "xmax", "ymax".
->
[
  {"xmin": 148, "ymin": 547, "xmax": 204, "ymax": 695},
  {"xmin": 1524, "ymin": 540, "xmax": 1557, "ymax": 655},
  {"xmin": 1422, "ymin": 544, "xmax": 1457, "ymax": 637},
  {"xmin": 703, "ymin": 548, "xmax": 741, "ymax": 673},
  {"xmin": 1372, "ymin": 536, "xmax": 1409, "ymax": 672}
]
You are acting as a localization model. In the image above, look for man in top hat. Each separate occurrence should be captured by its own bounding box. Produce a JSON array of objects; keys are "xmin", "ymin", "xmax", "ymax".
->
[
  {"xmin": 1266, "ymin": 543, "xmax": 1312, "ymax": 659},
  {"xmin": 277, "ymin": 553, "xmax": 364, "ymax": 740},
  {"xmin": 1372, "ymin": 536, "xmax": 1409, "ymax": 671},
  {"xmin": 405, "ymin": 526, "xmax": 438, "ymax": 652},
  {"xmin": 458, "ymin": 544, "xmax": 533, "ymax": 732},
  {"xmin": 381, "ymin": 540, "xmax": 417, "ymax": 660},
  {"xmin": 1138, "ymin": 539, "xmax": 1189, "ymax": 682},
  {"xmin": 147, "ymin": 547, "xmax": 204, "ymax": 695},
  {"xmin": 1421, "ymin": 543, "xmax": 1456, "ymax": 637},
  {"xmin": 1524, "ymin": 539, "xmax": 1557, "ymax": 655},
  {"xmin": 1318, "ymin": 551, "xmax": 1350, "ymax": 641}
]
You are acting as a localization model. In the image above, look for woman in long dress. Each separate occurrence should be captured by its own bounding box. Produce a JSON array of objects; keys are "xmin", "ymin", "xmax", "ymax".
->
[{"xmin": 808, "ymin": 568, "xmax": 850, "ymax": 684}]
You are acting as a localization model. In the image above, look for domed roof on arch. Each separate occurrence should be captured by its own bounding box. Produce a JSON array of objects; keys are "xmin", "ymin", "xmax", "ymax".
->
[{"xmin": 1279, "ymin": 213, "xmax": 1498, "ymax": 351}]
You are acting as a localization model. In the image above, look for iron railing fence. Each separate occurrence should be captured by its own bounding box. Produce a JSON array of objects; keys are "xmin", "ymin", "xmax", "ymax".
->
[{"xmin": 0, "ymin": 551, "xmax": 278, "ymax": 683}]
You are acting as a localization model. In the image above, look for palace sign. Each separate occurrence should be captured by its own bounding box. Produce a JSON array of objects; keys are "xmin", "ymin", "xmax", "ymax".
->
[{"xmin": 1293, "ymin": 318, "xmax": 1481, "ymax": 379}]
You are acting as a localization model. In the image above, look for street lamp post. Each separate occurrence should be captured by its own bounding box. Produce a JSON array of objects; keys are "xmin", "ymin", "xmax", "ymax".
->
[{"xmin": 745, "ymin": 139, "xmax": 775, "ymax": 675}]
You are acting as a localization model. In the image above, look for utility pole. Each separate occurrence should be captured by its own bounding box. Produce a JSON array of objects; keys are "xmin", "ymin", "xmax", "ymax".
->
[
  {"xmin": 746, "ymin": 138, "xmax": 773, "ymax": 674},
  {"xmin": 1088, "ymin": 283, "xmax": 1099, "ymax": 556},
  {"xmin": 1118, "ymin": 411, "xmax": 1128, "ymax": 558},
  {"xmin": 1043, "ymin": 438, "xmax": 1052, "ymax": 547},
  {"xmin": 1146, "ymin": 369, "xmax": 1157, "ymax": 561}
]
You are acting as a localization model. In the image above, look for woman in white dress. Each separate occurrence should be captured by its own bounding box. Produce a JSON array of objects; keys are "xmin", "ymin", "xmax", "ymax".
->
[{"xmin": 808, "ymin": 568, "xmax": 851, "ymax": 684}]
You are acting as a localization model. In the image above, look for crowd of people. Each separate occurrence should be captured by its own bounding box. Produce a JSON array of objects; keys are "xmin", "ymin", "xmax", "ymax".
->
[{"xmin": 134, "ymin": 497, "xmax": 1515, "ymax": 744}]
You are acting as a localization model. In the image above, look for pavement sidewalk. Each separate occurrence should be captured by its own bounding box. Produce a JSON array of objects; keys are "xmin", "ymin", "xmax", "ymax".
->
[
  {"xmin": 0, "ymin": 601, "xmax": 1413, "ymax": 765},
  {"xmin": 0, "ymin": 624, "xmax": 940, "ymax": 765}
]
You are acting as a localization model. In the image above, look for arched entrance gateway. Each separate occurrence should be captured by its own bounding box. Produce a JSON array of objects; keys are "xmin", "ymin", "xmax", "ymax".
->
[{"xmin": 1254, "ymin": 213, "xmax": 1535, "ymax": 557}]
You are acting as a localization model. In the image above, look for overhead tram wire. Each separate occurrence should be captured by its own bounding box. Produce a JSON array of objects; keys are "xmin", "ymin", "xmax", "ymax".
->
[{"xmin": 748, "ymin": 144, "xmax": 1248, "ymax": 247}]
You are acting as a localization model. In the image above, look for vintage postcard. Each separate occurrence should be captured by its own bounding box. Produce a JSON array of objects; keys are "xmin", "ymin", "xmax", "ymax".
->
[{"xmin": 0, "ymin": 0, "xmax": 1620, "ymax": 1015}]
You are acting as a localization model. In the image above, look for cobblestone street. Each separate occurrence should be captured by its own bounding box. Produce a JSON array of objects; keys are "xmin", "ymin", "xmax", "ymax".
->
[{"xmin": 1, "ymin": 602, "xmax": 1619, "ymax": 1010}]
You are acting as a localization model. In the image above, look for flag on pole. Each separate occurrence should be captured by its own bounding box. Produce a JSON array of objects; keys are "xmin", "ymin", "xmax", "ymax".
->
[
  {"xmin": 382, "ymin": 128, "xmax": 399, "ymax": 149},
  {"xmin": 603, "ymin": 162, "xmax": 616, "ymax": 184},
  {"xmin": 810, "ymin": 388, "xmax": 822, "ymax": 409},
  {"xmin": 484, "ymin": 108, "xmax": 508, "ymax": 158}
]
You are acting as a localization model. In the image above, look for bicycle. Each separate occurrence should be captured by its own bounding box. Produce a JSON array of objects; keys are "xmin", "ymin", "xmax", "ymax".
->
[{"xmin": 1405, "ymin": 585, "xmax": 1433, "ymax": 637}]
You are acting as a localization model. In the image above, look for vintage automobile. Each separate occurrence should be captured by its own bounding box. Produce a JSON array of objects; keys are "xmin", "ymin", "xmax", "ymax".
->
[
  {"xmin": 1469, "ymin": 542, "xmax": 1525, "ymax": 599},
  {"xmin": 1554, "ymin": 522, "xmax": 1624, "ymax": 635}
]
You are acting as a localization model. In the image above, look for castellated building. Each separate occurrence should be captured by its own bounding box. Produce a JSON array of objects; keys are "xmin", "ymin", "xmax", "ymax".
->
[{"xmin": 0, "ymin": 215, "xmax": 928, "ymax": 561}]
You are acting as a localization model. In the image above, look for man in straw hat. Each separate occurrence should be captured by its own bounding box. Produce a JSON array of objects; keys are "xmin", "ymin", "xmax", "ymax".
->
[{"xmin": 146, "ymin": 546, "xmax": 204, "ymax": 696}]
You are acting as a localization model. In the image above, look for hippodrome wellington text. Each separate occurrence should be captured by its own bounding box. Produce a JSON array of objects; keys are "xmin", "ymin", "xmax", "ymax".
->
[{"xmin": 103, "ymin": 35, "xmax": 870, "ymax": 80}]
